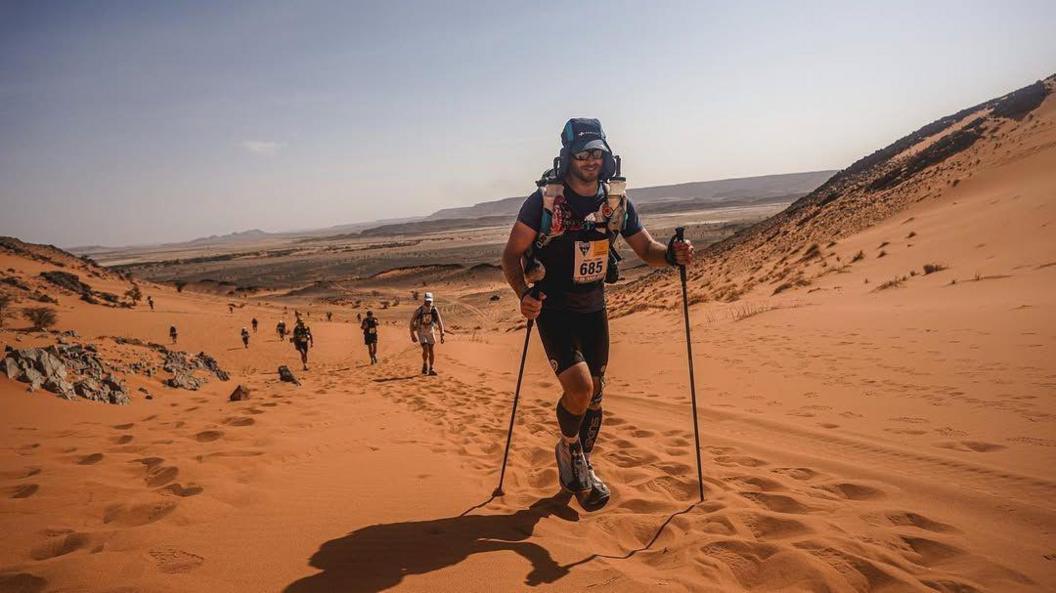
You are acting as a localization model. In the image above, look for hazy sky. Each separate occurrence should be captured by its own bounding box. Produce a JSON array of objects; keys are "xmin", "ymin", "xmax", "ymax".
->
[{"xmin": 2, "ymin": 1, "xmax": 1054, "ymax": 247}]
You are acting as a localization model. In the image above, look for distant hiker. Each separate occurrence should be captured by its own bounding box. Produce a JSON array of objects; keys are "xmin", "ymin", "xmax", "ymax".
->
[
  {"xmin": 360, "ymin": 310, "xmax": 380, "ymax": 364},
  {"xmin": 169, "ymin": 325, "xmax": 178, "ymax": 344},
  {"xmin": 326, "ymin": 311, "xmax": 332, "ymax": 322},
  {"xmin": 500, "ymin": 117, "xmax": 694, "ymax": 511},
  {"xmin": 147, "ymin": 296, "xmax": 154, "ymax": 311},
  {"xmin": 251, "ymin": 317, "xmax": 258, "ymax": 332},
  {"xmin": 409, "ymin": 292, "xmax": 444, "ymax": 375},
  {"xmin": 277, "ymin": 320, "xmax": 287, "ymax": 341},
  {"xmin": 241, "ymin": 327, "xmax": 250, "ymax": 349},
  {"xmin": 292, "ymin": 319, "xmax": 314, "ymax": 371},
  {"xmin": 356, "ymin": 312, "xmax": 362, "ymax": 322},
  {"xmin": 229, "ymin": 304, "xmax": 234, "ymax": 314}
]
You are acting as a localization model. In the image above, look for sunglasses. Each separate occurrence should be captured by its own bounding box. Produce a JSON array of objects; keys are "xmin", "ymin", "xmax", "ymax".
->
[{"xmin": 572, "ymin": 149, "xmax": 605, "ymax": 161}]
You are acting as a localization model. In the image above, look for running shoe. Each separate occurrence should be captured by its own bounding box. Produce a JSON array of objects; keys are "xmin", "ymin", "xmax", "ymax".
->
[{"xmin": 555, "ymin": 439, "xmax": 592, "ymax": 494}]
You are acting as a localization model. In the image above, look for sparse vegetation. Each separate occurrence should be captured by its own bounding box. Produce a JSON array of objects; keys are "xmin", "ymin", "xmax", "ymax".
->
[
  {"xmin": 0, "ymin": 293, "xmax": 12, "ymax": 328},
  {"xmin": 923, "ymin": 263, "xmax": 947, "ymax": 275},
  {"xmin": 125, "ymin": 284, "xmax": 143, "ymax": 305},
  {"xmin": 851, "ymin": 250, "xmax": 865, "ymax": 263},
  {"xmin": 22, "ymin": 306, "xmax": 57, "ymax": 330},
  {"xmin": 174, "ymin": 281, "xmax": 187, "ymax": 293},
  {"xmin": 875, "ymin": 276, "xmax": 908, "ymax": 291},
  {"xmin": 731, "ymin": 302, "xmax": 773, "ymax": 321}
]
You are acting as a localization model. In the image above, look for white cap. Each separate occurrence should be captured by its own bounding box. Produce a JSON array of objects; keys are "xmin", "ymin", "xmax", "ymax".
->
[{"xmin": 424, "ymin": 292, "xmax": 434, "ymax": 302}]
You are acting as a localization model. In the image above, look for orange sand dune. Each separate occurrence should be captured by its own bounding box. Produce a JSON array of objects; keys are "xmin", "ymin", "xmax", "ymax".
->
[{"xmin": 2, "ymin": 79, "xmax": 1055, "ymax": 592}]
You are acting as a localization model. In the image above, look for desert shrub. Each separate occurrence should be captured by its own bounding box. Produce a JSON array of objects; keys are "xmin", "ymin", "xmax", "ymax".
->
[
  {"xmin": 922, "ymin": 263, "xmax": 947, "ymax": 275},
  {"xmin": 875, "ymin": 277, "xmax": 906, "ymax": 291},
  {"xmin": 23, "ymin": 306, "xmax": 57, "ymax": 330},
  {"xmin": 125, "ymin": 285, "xmax": 142, "ymax": 304},
  {"xmin": 851, "ymin": 250, "xmax": 865, "ymax": 263},
  {"xmin": 174, "ymin": 281, "xmax": 187, "ymax": 293}
]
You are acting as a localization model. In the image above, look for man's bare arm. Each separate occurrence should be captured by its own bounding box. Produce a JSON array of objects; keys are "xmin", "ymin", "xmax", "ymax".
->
[{"xmin": 501, "ymin": 221, "xmax": 537, "ymax": 298}]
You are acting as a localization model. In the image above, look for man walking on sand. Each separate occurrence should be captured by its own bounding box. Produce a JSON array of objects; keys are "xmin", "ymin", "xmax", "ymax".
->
[
  {"xmin": 409, "ymin": 292, "xmax": 445, "ymax": 376},
  {"xmin": 500, "ymin": 118, "xmax": 693, "ymax": 511},
  {"xmin": 169, "ymin": 325, "xmax": 178, "ymax": 344},
  {"xmin": 292, "ymin": 318, "xmax": 314, "ymax": 371},
  {"xmin": 361, "ymin": 310, "xmax": 380, "ymax": 364},
  {"xmin": 241, "ymin": 327, "xmax": 250, "ymax": 349}
]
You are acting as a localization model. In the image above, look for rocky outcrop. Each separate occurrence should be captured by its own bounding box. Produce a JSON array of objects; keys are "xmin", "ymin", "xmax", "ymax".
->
[{"xmin": 2, "ymin": 345, "xmax": 129, "ymax": 404}]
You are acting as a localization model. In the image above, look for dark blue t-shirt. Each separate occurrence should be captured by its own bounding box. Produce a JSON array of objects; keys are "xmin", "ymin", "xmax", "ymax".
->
[{"xmin": 516, "ymin": 183, "xmax": 643, "ymax": 313}]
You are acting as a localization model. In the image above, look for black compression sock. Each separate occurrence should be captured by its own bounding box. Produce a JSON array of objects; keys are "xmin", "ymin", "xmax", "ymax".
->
[
  {"xmin": 579, "ymin": 407, "xmax": 603, "ymax": 454},
  {"xmin": 556, "ymin": 401, "xmax": 584, "ymax": 440}
]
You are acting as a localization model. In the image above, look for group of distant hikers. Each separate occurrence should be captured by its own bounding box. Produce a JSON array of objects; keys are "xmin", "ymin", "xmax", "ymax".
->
[
  {"xmin": 156, "ymin": 118, "xmax": 693, "ymax": 513},
  {"xmin": 161, "ymin": 295, "xmax": 446, "ymax": 374}
]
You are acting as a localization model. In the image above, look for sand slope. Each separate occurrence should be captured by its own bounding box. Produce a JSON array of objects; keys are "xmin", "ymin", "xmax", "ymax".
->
[{"xmin": 2, "ymin": 77, "xmax": 1055, "ymax": 592}]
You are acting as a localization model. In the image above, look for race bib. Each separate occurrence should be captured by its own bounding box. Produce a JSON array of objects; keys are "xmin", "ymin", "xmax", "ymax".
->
[
  {"xmin": 368, "ymin": 327, "xmax": 376, "ymax": 334},
  {"xmin": 422, "ymin": 313, "xmax": 433, "ymax": 325},
  {"xmin": 573, "ymin": 240, "xmax": 609, "ymax": 284}
]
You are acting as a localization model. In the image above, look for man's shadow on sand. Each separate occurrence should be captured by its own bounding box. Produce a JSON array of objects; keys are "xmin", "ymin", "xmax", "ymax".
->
[{"xmin": 283, "ymin": 492, "xmax": 579, "ymax": 592}]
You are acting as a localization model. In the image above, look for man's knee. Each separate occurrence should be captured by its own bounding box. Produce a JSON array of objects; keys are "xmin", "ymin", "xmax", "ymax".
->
[{"xmin": 588, "ymin": 376, "xmax": 605, "ymax": 410}]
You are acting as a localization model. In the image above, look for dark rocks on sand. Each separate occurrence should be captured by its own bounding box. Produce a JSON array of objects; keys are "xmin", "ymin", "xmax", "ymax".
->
[
  {"xmin": 229, "ymin": 385, "xmax": 251, "ymax": 401},
  {"xmin": 278, "ymin": 366, "xmax": 300, "ymax": 385},
  {"xmin": 165, "ymin": 371, "xmax": 203, "ymax": 391},
  {"xmin": 3, "ymin": 344, "xmax": 128, "ymax": 404}
]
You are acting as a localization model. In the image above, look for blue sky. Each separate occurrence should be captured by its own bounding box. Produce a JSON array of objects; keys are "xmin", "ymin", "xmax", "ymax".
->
[{"xmin": 1, "ymin": 0, "xmax": 1054, "ymax": 247}]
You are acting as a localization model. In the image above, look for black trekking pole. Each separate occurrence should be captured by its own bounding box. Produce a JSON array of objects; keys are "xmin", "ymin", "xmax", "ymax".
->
[
  {"xmin": 493, "ymin": 289, "xmax": 537, "ymax": 497},
  {"xmin": 674, "ymin": 227, "xmax": 705, "ymax": 502}
]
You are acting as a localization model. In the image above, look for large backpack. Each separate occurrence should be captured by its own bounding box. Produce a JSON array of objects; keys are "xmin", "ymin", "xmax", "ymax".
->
[{"xmin": 525, "ymin": 158, "xmax": 628, "ymax": 284}]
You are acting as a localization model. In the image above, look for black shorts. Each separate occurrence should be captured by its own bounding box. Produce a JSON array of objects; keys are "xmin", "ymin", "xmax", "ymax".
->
[
  {"xmin": 364, "ymin": 334, "xmax": 377, "ymax": 345},
  {"xmin": 294, "ymin": 340, "xmax": 309, "ymax": 353},
  {"xmin": 535, "ymin": 308, "xmax": 609, "ymax": 377}
]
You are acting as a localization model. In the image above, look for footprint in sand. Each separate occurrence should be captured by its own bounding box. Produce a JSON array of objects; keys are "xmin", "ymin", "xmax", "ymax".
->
[
  {"xmin": 149, "ymin": 546, "xmax": 205, "ymax": 574},
  {"xmin": 714, "ymin": 455, "xmax": 768, "ymax": 468},
  {"xmin": 30, "ymin": 531, "xmax": 92, "ymax": 560},
  {"xmin": 815, "ymin": 481, "xmax": 886, "ymax": 500},
  {"xmin": 741, "ymin": 492, "xmax": 814, "ymax": 514},
  {"xmin": 111, "ymin": 434, "xmax": 135, "ymax": 444},
  {"xmin": 881, "ymin": 511, "xmax": 959, "ymax": 533},
  {"xmin": 7, "ymin": 483, "xmax": 40, "ymax": 498},
  {"xmin": 935, "ymin": 440, "xmax": 1006, "ymax": 453},
  {"xmin": 0, "ymin": 466, "xmax": 42, "ymax": 480},
  {"xmin": 77, "ymin": 453, "xmax": 104, "ymax": 465},
  {"xmin": 0, "ymin": 573, "xmax": 47, "ymax": 592},
  {"xmin": 158, "ymin": 483, "xmax": 204, "ymax": 497},
  {"xmin": 103, "ymin": 501, "xmax": 177, "ymax": 527},
  {"xmin": 195, "ymin": 430, "xmax": 224, "ymax": 442},
  {"xmin": 223, "ymin": 417, "xmax": 255, "ymax": 427},
  {"xmin": 771, "ymin": 467, "xmax": 821, "ymax": 481}
]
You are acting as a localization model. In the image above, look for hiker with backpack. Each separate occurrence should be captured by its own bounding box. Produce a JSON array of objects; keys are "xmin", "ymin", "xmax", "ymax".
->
[
  {"xmin": 169, "ymin": 325, "xmax": 178, "ymax": 345},
  {"xmin": 241, "ymin": 327, "xmax": 250, "ymax": 349},
  {"xmin": 251, "ymin": 317, "xmax": 258, "ymax": 332},
  {"xmin": 361, "ymin": 310, "xmax": 380, "ymax": 365},
  {"xmin": 409, "ymin": 292, "xmax": 445, "ymax": 375},
  {"xmin": 277, "ymin": 320, "xmax": 287, "ymax": 341},
  {"xmin": 500, "ymin": 118, "xmax": 694, "ymax": 511},
  {"xmin": 292, "ymin": 318, "xmax": 314, "ymax": 371}
]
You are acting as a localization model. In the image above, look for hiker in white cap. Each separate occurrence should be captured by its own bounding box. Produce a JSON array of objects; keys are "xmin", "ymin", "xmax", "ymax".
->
[{"xmin": 409, "ymin": 292, "xmax": 445, "ymax": 375}]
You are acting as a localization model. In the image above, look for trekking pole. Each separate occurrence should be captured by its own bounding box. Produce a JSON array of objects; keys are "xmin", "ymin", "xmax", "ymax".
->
[
  {"xmin": 674, "ymin": 227, "xmax": 705, "ymax": 502},
  {"xmin": 493, "ymin": 288, "xmax": 537, "ymax": 497}
]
